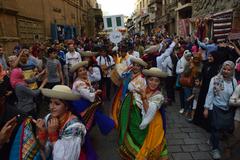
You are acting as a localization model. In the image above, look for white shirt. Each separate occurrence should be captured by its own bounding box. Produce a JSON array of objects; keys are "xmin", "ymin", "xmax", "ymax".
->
[
  {"xmin": 156, "ymin": 41, "xmax": 176, "ymax": 70},
  {"xmin": 162, "ymin": 56, "xmax": 173, "ymax": 76},
  {"xmin": 88, "ymin": 66, "xmax": 101, "ymax": 82},
  {"xmin": 229, "ymin": 85, "xmax": 240, "ymax": 121},
  {"xmin": 96, "ymin": 55, "xmax": 115, "ymax": 77},
  {"xmin": 66, "ymin": 51, "xmax": 82, "ymax": 68},
  {"xmin": 128, "ymin": 51, "xmax": 140, "ymax": 58}
]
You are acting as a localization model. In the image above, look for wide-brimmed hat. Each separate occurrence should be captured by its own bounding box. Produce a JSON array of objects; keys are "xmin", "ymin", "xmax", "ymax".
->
[
  {"xmin": 70, "ymin": 61, "xmax": 88, "ymax": 73},
  {"xmin": 80, "ymin": 51, "xmax": 98, "ymax": 57},
  {"xmin": 41, "ymin": 85, "xmax": 80, "ymax": 101},
  {"xmin": 142, "ymin": 67, "xmax": 168, "ymax": 78},
  {"xmin": 130, "ymin": 57, "xmax": 148, "ymax": 67}
]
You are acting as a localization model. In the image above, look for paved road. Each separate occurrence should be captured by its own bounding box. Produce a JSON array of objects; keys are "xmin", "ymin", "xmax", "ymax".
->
[{"xmin": 91, "ymin": 98, "xmax": 213, "ymax": 160}]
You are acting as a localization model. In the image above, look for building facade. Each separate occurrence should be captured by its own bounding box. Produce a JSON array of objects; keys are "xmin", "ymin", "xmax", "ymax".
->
[
  {"xmin": 0, "ymin": 0, "xmax": 103, "ymax": 53},
  {"xmin": 103, "ymin": 15, "xmax": 125, "ymax": 31},
  {"xmin": 132, "ymin": 0, "xmax": 240, "ymax": 40},
  {"xmin": 191, "ymin": 0, "xmax": 240, "ymax": 41}
]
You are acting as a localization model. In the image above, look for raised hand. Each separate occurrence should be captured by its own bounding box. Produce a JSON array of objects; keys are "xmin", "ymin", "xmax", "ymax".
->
[
  {"xmin": 47, "ymin": 118, "xmax": 59, "ymax": 133},
  {"xmin": 0, "ymin": 117, "xmax": 17, "ymax": 145},
  {"xmin": 34, "ymin": 119, "xmax": 46, "ymax": 132}
]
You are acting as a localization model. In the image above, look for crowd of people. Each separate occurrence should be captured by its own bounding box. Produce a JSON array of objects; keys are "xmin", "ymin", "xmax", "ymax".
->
[{"xmin": 0, "ymin": 33, "xmax": 240, "ymax": 160}]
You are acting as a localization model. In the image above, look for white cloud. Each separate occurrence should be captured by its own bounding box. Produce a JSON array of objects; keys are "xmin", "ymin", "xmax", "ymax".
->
[{"xmin": 97, "ymin": 0, "xmax": 136, "ymax": 16}]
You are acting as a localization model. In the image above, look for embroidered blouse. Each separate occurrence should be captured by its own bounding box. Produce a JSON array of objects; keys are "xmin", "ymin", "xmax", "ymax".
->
[
  {"xmin": 72, "ymin": 79, "xmax": 96, "ymax": 102},
  {"xmin": 135, "ymin": 91, "xmax": 164, "ymax": 130},
  {"xmin": 45, "ymin": 114, "xmax": 86, "ymax": 160}
]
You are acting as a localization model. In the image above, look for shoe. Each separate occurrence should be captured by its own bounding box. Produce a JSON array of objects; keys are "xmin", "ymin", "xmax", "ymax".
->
[
  {"xmin": 179, "ymin": 108, "xmax": 184, "ymax": 114},
  {"xmin": 212, "ymin": 149, "xmax": 221, "ymax": 160},
  {"xmin": 187, "ymin": 117, "xmax": 193, "ymax": 122}
]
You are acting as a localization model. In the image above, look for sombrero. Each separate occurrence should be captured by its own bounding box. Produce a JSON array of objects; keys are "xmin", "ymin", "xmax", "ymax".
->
[
  {"xmin": 80, "ymin": 51, "xmax": 98, "ymax": 57},
  {"xmin": 130, "ymin": 57, "xmax": 148, "ymax": 67},
  {"xmin": 142, "ymin": 67, "xmax": 168, "ymax": 78},
  {"xmin": 70, "ymin": 61, "xmax": 88, "ymax": 73},
  {"xmin": 41, "ymin": 85, "xmax": 80, "ymax": 101}
]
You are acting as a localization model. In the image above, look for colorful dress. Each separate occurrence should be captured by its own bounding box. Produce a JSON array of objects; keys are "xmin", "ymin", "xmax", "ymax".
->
[
  {"xmin": 112, "ymin": 72, "xmax": 146, "ymax": 128},
  {"xmin": 72, "ymin": 78, "xmax": 114, "ymax": 134},
  {"xmin": 118, "ymin": 91, "xmax": 168, "ymax": 159},
  {"xmin": 44, "ymin": 114, "xmax": 86, "ymax": 160}
]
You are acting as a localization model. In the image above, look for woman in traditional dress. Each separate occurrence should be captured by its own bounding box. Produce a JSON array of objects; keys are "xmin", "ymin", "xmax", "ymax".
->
[
  {"xmin": 70, "ymin": 61, "xmax": 114, "ymax": 134},
  {"xmin": 35, "ymin": 85, "xmax": 86, "ymax": 159},
  {"xmin": 118, "ymin": 67, "xmax": 168, "ymax": 160},
  {"xmin": 80, "ymin": 51, "xmax": 102, "ymax": 90},
  {"xmin": 112, "ymin": 57, "xmax": 148, "ymax": 128}
]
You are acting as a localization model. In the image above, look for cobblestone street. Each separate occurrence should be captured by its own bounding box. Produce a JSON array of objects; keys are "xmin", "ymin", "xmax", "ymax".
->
[
  {"xmin": 166, "ymin": 105, "xmax": 212, "ymax": 160},
  {"xmin": 91, "ymin": 97, "xmax": 213, "ymax": 160}
]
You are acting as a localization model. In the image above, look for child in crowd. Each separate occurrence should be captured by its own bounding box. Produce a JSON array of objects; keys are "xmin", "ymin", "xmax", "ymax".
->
[
  {"xmin": 185, "ymin": 77, "xmax": 201, "ymax": 121},
  {"xmin": 40, "ymin": 48, "xmax": 64, "ymax": 89}
]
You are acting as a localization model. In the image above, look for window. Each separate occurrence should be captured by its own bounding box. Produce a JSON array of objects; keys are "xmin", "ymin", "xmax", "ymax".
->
[
  {"xmin": 116, "ymin": 17, "xmax": 122, "ymax": 27},
  {"xmin": 107, "ymin": 18, "xmax": 112, "ymax": 27}
]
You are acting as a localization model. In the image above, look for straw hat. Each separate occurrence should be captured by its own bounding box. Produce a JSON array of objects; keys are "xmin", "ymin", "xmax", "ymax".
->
[
  {"xmin": 142, "ymin": 67, "xmax": 168, "ymax": 78},
  {"xmin": 41, "ymin": 85, "xmax": 80, "ymax": 101},
  {"xmin": 80, "ymin": 51, "xmax": 98, "ymax": 57},
  {"xmin": 130, "ymin": 57, "xmax": 148, "ymax": 67},
  {"xmin": 70, "ymin": 61, "xmax": 88, "ymax": 73}
]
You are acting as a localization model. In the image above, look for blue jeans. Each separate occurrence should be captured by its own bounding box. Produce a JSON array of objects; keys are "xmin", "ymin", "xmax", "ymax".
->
[{"xmin": 184, "ymin": 87, "xmax": 192, "ymax": 112}]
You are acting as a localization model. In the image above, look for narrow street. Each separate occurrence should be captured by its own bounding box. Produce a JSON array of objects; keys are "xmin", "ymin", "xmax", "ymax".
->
[{"xmin": 91, "ymin": 96, "xmax": 213, "ymax": 160}]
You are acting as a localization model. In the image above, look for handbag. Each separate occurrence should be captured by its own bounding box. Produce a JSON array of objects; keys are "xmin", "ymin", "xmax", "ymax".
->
[
  {"xmin": 179, "ymin": 74, "xmax": 193, "ymax": 88},
  {"xmin": 212, "ymin": 106, "xmax": 235, "ymax": 131}
]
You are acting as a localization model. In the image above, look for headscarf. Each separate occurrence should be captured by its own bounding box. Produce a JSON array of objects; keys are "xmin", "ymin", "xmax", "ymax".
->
[
  {"xmin": 180, "ymin": 50, "xmax": 192, "ymax": 70},
  {"xmin": 213, "ymin": 61, "xmax": 235, "ymax": 96},
  {"xmin": 0, "ymin": 64, "xmax": 6, "ymax": 80},
  {"xmin": 235, "ymin": 57, "xmax": 240, "ymax": 72},
  {"xmin": 10, "ymin": 68, "xmax": 26, "ymax": 88}
]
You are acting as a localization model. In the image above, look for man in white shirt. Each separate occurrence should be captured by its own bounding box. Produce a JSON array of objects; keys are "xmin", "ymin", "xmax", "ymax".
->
[
  {"xmin": 128, "ymin": 45, "xmax": 140, "ymax": 59},
  {"xmin": 96, "ymin": 45, "xmax": 115, "ymax": 100},
  {"xmin": 66, "ymin": 43, "xmax": 82, "ymax": 86},
  {"xmin": 66, "ymin": 43, "xmax": 82, "ymax": 68}
]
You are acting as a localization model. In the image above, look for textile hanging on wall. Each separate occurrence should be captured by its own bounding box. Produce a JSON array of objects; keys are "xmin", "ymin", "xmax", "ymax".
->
[
  {"xmin": 212, "ymin": 9, "xmax": 233, "ymax": 42},
  {"xmin": 178, "ymin": 19, "xmax": 189, "ymax": 37}
]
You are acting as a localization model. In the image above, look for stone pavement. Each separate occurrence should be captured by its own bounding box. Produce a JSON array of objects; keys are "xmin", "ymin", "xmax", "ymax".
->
[
  {"xmin": 91, "ymin": 99, "xmax": 213, "ymax": 160},
  {"xmin": 166, "ymin": 105, "xmax": 212, "ymax": 160}
]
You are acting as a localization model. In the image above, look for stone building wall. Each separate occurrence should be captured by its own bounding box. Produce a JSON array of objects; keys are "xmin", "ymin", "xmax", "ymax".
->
[{"xmin": 0, "ymin": 0, "xmax": 101, "ymax": 54}]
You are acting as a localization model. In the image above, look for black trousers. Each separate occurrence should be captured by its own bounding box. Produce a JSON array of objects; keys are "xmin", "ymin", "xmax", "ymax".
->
[
  {"xmin": 102, "ymin": 77, "xmax": 111, "ymax": 100},
  {"xmin": 165, "ymin": 76, "xmax": 176, "ymax": 102}
]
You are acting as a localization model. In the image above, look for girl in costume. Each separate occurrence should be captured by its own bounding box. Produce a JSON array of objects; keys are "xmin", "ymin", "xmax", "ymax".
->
[
  {"xmin": 111, "ymin": 57, "xmax": 148, "ymax": 128},
  {"xmin": 36, "ymin": 85, "xmax": 86, "ymax": 159},
  {"xmin": 80, "ymin": 51, "xmax": 102, "ymax": 90},
  {"xmin": 118, "ymin": 67, "xmax": 168, "ymax": 160},
  {"xmin": 70, "ymin": 61, "xmax": 114, "ymax": 134}
]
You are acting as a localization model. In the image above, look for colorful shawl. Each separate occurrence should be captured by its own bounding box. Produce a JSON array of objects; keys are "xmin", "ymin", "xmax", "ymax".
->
[{"xmin": 10, "ymin": 118, "xmax": 41, "ymax": 160}]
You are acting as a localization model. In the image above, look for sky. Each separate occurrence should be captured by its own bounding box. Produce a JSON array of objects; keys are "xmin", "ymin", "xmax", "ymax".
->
[{"xmin": 97, "ymin": 0, "xmax": 136, "ymax": 17}]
